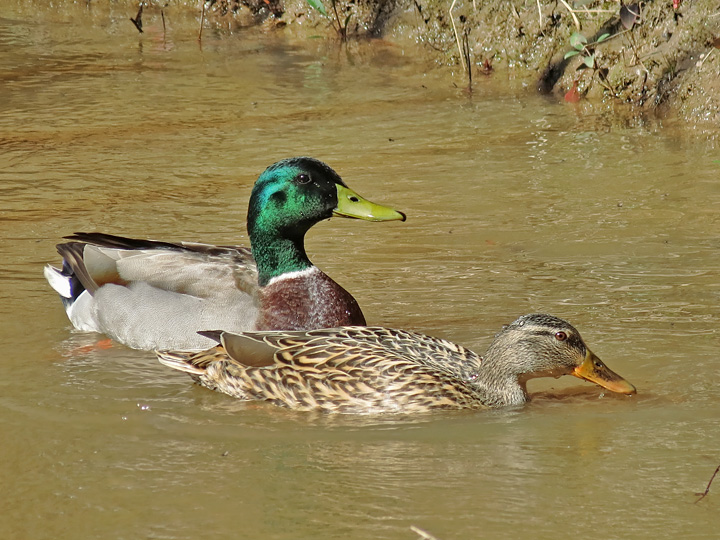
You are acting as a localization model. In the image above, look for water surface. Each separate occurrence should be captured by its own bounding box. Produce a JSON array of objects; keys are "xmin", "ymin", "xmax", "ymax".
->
[{"xmin": 2, "ymin": 3, "xmax": 719, "ymax": 539}]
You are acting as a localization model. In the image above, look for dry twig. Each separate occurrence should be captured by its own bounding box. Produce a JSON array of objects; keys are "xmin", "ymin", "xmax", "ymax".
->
[
  {"xmin": 558, "ymin": 0, "xmax": 581, "ymax": 30},
  {"xmin": 198, "ymin": 1, "xmax": 206, "ymax": 42},
  {"xmin": 695, "ymin": 463, "xmax": 720, "ymax": 503}
]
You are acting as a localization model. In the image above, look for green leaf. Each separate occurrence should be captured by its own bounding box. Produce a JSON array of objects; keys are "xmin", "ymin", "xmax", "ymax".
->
[
  {"xmin": 306, "ymin": 0, "xmax": 328, "ymax": 16},
  {"xmin": 570, "ymin": 31, "xmax": 587, "ymax": 50},
  {"xmin": 344, "ymin": 13, "xmax": 352, "ymax": 28},
  {"xmin": 584, "ymin": 54, "xmax": 595, "ymax": 69},
  {"xmin": 596, "ymin": 32, "xmax": 611, "ymax": 43},
  {"xmin": 564, "ymin": 50, "xmax": 581, "ymax": 59}
]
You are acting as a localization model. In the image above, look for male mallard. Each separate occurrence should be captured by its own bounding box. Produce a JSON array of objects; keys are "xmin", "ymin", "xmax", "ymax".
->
[
  {"xmin": 44, "ymin": 157, "xmax": 406, "ymax": 351},
  {"xmin": 156, "ymin": 313, "xmax": 636, "ymax": 413}
]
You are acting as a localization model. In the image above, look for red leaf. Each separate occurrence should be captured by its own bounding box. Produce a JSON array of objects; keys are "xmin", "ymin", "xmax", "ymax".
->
[{"xmin": 564, "ymin": 80, "xmax": 581, "ymax": 103}]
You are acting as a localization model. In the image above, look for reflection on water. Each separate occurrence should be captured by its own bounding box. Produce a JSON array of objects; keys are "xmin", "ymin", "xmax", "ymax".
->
[{"xmin": 2, "ymin": 2, "xmax": 720, "ymax": 539}]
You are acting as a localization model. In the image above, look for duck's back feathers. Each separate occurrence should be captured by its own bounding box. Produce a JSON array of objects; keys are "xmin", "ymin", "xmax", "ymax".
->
[
  {"xmin": 223, "ymin": 326, "xmax": 481, "ymax": 379},
  {"xmin": 61, "ymin": 233, "xmax": 257, "ymax": 294}
]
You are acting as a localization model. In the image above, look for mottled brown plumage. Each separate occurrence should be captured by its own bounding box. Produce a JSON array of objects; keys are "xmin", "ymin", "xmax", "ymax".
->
[{"xmin": 157, "ymin": 314, "xmax": 636, "ymax": 413}]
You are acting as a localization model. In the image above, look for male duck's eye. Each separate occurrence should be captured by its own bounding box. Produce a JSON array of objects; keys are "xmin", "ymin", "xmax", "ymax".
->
[
  {"xmin": 295, "ymin": 173, "xmax": 311, "ymax": 185},
  {"xmin": 554, "ymin": 331, "xmax": 567, "ymax": 341}
]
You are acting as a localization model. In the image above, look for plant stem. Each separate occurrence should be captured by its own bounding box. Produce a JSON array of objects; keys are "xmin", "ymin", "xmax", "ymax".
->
[
  {"xmin": 198, "ymin": 1, "xmax": 206, "ymax": 42},
  {"xmin": 331, "ymin": 0, "xmax": 345, "ymax": 41}
]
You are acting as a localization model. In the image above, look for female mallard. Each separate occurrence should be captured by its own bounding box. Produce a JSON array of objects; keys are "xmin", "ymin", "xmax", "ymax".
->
[
  {"xmin": 44, "ymin": 157, "xmax": 405, "ymax": 351},
  {"xmin": 157, "ymin": 313, "xmax": 636, "ymax": 412}
]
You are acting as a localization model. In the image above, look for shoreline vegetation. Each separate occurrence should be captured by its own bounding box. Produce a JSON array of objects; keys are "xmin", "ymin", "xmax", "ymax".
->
[{"xmin": 171, "ymin": 0, "xmax": 719, "ymax": 127}]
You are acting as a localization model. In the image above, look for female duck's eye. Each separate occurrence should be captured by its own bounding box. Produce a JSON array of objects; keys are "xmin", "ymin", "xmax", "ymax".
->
[
  {"xmin": 554, "ymin": 331, "xmax": 567, "ymax": 341},
  {"xmin": 296, "ymin": 173, "xmax": 311, "ymax": 185}
]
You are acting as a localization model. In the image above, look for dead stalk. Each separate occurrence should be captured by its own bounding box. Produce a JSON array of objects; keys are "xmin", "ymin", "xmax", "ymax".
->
[
  {"xmin": 558, "ymin": 0, "xmax": 581, "ymax": 30},
  {"xmin": 449, "ymin": 0, "xmax": 466, "ymax": 76}
]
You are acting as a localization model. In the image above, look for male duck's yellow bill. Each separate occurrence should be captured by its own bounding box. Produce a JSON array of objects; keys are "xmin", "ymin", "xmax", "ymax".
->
[
  {"xmin": 333, "ymin": 185, "xmax": 406, "ymax": 222},
  {"xmin": 571, "ymin": 350, "xmax": 637, "ymax": 395}
]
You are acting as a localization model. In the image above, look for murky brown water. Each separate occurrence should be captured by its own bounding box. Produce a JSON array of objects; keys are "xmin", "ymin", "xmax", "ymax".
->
[{"xmin": 2, "ymin": 2, "xmax": 720, "ymax": 539}]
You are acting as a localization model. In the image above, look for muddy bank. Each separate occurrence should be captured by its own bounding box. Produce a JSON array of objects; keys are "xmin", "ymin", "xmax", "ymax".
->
[{"xmin": 397, "ymin": 0, "xmax": 720, "ymax": 126}]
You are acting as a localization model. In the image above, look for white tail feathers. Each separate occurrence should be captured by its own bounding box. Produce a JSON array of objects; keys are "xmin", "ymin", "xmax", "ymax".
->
[{"xmin": 44, "ymin": 264, "xmax": 72, "ymax": 298}]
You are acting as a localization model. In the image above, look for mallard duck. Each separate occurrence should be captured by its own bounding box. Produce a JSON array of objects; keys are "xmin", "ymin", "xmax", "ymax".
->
[
  {"xmin": 156, "ymin": 313, "xmax": 636, "ymax": 413},
  {"xmin": 44, "ymin": 157, "xmax": 406, "ymax": 351}
]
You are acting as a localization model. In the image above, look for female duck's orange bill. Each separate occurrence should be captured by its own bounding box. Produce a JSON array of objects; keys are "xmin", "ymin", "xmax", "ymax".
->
[{"xmin": 572, "ymin": 350, "xmax": 637, "ymax": 395}]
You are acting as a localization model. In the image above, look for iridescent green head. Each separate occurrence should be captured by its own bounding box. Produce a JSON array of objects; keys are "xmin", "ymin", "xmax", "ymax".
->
[{"xmin": 247, "ymin": 157, "xmax": 405, "ymax": 286}]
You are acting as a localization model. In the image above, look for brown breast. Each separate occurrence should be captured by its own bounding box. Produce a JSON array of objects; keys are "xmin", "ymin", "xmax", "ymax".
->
[{"xmin": 254, "ymin": 268, "xmax": 366, "ymax": 330}]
